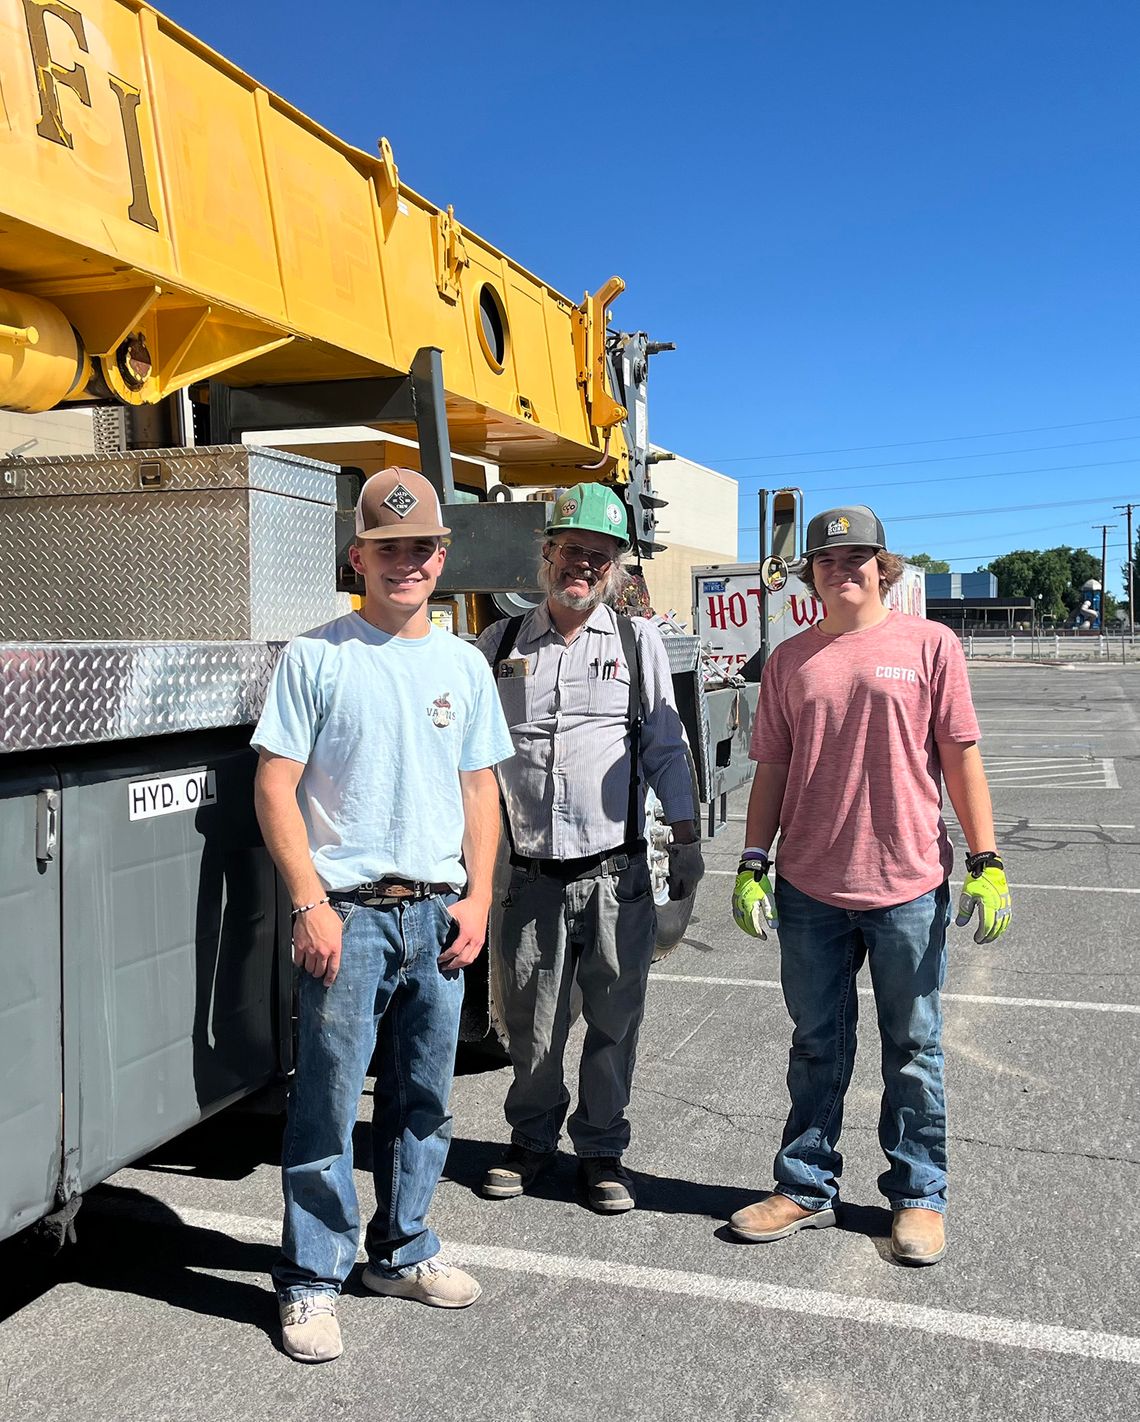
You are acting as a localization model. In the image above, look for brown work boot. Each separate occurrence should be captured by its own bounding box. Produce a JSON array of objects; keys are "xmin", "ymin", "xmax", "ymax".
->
[
  {"xmin": 729, "ymin": 1193, "xmax": 836, "ymax": 1243},
  {"xmin": 890, "ymin": 1207, "xmax": 946, "ymax": 1265}
]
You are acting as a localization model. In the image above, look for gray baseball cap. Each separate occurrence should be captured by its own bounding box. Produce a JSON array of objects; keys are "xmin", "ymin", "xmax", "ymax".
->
[{"xmin": 804, "ymin": 505, "xmax": 886, "ymax": 557}]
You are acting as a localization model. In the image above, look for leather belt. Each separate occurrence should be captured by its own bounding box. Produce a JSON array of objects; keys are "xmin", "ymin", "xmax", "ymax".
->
[
  {"xmin": 509, "ymin": 839, "xmax": 646, "ymax": 883},
  {"xmin": 335, "ymin": 878, "xmax": 452, "ymax": 907}
]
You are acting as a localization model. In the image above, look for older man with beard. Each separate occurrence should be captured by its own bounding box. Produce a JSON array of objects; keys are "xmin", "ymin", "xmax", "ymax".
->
[{"xmin": 475, "ymin": 484, "xmax": 702, "ymax": 1213}]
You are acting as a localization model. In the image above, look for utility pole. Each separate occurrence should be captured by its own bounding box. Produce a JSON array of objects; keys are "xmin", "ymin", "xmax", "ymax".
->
[
  {"xmin": 1092, "ymin": 524, "xmax": 1115, "ymax": 631},
  {"xmin": 1113, "ymin": 502, "xmax": 1136, "ymax": 637}
]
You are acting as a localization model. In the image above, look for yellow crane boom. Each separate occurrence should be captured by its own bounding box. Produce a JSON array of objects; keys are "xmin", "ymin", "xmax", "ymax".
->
[{"xmin": 0, "ymin": 0, "xmax": 627, "ymax": 477}]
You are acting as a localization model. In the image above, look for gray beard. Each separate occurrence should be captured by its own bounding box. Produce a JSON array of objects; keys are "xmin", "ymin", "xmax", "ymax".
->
[
  {"xmin": 549, "ymin": 582, "xmax": 606, "ymax": 612},
  {"xmin": 539, "ymin": 558, "xmax": 608, "ymax": 612}
]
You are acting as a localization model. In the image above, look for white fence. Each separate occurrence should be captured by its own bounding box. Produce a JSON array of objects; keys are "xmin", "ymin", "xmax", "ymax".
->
[{"xmin": 959, "ymin": 631, "xmax": 1139, "ymax": 661}]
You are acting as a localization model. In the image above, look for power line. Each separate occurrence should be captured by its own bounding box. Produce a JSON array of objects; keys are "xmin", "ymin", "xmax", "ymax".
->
[
  {"xmin": 734, "ymin": 433, "xmax": 1140, "ymax": 482},
  {"xmin": 774, "ymin": 454, "xmax": 1140, "ymax": 498},
  {"xmin": 922, "ymin": 518, "xmax": 1099, "ymax": 550},
  {"xmin": 708, "ymin": 413, "xmax": 1140, "ymax": 464},
  {"xmin": 738, "ymin": 492, "xmax": 1138, "ymax": 534},
  {"xmin": 889, "ymin": 498, "xmax": 1135, "ymax": 525},
  {"xmin": 934, "ymin": 543, "xmax": 1131, "ymax": 564}
]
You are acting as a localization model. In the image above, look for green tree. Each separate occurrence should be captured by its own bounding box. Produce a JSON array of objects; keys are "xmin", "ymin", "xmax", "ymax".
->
[
  {"xmin": 987, "ymin": 550, "xmax": 1061, "ymax": 618},
  {"xmin": 985, "ymin": 546, "xmax": 1107, "ymax": 622},
  {"xmin": 904, "ymin": 552, "xmax": 950, "ymax": 573}
]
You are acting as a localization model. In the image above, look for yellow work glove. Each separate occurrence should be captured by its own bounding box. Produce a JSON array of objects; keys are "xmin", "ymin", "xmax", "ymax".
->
[
  {"xmin": 732, "ymin": 851, "xmax": 778, "ymax": 939},
  {"xmin": 955, "ymin": 853, "xmax": 1012, "ymax": 944}
]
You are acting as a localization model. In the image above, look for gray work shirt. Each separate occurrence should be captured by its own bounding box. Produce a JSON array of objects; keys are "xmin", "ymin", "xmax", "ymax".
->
[{"xmin": 475, "ymin": 602, "xmax": 694, "ymax": 859}]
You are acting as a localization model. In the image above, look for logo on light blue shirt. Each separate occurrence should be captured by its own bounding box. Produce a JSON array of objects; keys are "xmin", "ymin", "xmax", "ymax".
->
[{"xmin": 428, "ymin": 692, "xmax": 456, "ymax": 727}]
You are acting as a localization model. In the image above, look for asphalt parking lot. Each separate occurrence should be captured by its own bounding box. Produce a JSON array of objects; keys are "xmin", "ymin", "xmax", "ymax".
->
[{"xmin": 2, "ymin": 663, "xmax": 1138, "ymax": 1421}]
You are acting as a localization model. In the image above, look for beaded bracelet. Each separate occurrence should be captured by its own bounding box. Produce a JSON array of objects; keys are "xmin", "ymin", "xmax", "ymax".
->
[{"xmin": 291, "ymin": 897, "xmax": 330, "ymax": 919}]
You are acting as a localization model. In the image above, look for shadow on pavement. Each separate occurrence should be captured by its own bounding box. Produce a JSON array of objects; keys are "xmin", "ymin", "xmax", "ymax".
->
[
  {"xmin": 440, "ymin": 1135, "xmax": 763, "ymax": 1220},
  {"xmin": 137, "ymin": 1106, "xmax": 285, "ymax": 1181},
  {"xmin": 0, "ymin": 1183, "xmax": 278, "ymax": 1338},
  {"xmin": 836, "ymin": 1200, "xmax": 893, "ymax": 1244}
]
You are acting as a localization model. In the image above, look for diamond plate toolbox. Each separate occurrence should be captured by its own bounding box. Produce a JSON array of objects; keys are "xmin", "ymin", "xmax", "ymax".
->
[
  {"xmin": 0, "ymin": 642, "xmax": 282, "ymax": 753},
  {"xmin": 0, "ymin": 445, "xmax": 340, "ymax": 641}
]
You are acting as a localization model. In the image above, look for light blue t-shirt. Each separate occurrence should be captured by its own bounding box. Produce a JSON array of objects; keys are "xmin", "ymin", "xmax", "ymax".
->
[{"xmin": 252, "ymin": 613, "xmax": 514, "ymax": 890}]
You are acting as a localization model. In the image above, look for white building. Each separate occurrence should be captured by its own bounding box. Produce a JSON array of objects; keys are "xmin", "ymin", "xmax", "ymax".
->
[
  {"xmin": 641, "ymin": 448, "xmax": 738, "ymax": 625},
  {"xmin": 0, "ymin": 408, "xmax": 94, "ymax": 459}
]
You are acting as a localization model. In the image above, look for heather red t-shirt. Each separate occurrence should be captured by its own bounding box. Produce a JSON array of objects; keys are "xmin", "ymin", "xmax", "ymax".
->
[{"xmin": 750, "ymin": 611, "xmax": 981, "ymax": 910}]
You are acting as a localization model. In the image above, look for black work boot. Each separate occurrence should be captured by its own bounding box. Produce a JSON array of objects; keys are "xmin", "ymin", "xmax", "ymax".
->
[
  {"xmin": 578, "ymin": 1156, "xmax": 635, "ymax": 1213},
  {"xmin": 481, "ymin": 1143, "xmax": 555, "ymax": 1199}
]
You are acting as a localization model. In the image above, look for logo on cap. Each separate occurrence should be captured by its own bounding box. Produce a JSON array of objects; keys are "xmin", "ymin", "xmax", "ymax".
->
[
  {"xmin": 384, "ymin": 483, "xmax": 419, "ymax": 519},
  {"xmin": 826, "ymin": 516, "xmax": 851, "ymax": 536}
]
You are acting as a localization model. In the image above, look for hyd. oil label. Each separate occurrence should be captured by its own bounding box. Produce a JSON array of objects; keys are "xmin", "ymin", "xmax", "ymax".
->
[{"xmin": 128, "ymin": 769, "xmax": 217, "ymax": 821}]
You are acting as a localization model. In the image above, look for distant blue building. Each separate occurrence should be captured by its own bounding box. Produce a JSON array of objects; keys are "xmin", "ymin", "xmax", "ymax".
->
[
  {"xmin": 924, "ymin": 570, "xmax": 1031, "ymax": 632},
  {"xmin": 924, "ymin": 572, "xmax": 998, "ymax": 599}
]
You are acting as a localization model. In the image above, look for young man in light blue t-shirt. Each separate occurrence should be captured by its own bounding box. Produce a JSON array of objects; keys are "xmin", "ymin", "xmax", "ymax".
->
[{"xmin": 252, "ymin": 468, "xmax": 512, "ymax": 1364}]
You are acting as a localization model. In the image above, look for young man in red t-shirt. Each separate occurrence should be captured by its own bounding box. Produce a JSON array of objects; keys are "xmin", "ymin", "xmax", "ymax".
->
[{"xmin": 729, "ymin": 506, "xmax": 1011, "ymax": 1265}]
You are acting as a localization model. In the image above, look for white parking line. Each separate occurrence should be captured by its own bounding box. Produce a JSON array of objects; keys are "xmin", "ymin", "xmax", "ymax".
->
[
  {"xmin": 979, "ymin": 718, "xmax": 1107, "ymax": 724},
  {"xmin": 649, "ymin": 975, "xmax": 1140, "ymax": 1016},
  {"xmin": 982, "ymin": 767, "xmax": 1119, "ymax": 788},
  {"xmin": 94, "ymin": 1203, "xmax": 1140, "ymax": 1367},
  {"xmin": 986, "ymin": 758, "xmax": 1101, "ymax": 766}
]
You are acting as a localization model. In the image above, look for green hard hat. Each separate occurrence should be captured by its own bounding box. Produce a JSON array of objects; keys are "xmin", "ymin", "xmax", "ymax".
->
[{"xmin": 545, "ymin": 483, "xmax": 630, "ymax": 549}]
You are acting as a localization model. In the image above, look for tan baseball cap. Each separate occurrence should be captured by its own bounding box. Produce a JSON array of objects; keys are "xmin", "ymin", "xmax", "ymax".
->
[{"xmin": 354, "ymin": 467, "xmax": 450, "ymax": 541}]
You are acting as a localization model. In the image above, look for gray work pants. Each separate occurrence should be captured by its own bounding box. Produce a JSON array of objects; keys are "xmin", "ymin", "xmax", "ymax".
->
[{"xmin": 489, "ymin": 853, "xmax": 657, "ymax": 1158}]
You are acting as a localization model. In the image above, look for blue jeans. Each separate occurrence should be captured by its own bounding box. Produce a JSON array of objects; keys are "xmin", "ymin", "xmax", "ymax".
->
[
  {"xmin": 273, "ymin": 892, "xmax": 463, "ymax": 1302},
  {"xmin": 773, "ymin": 877, "xmax": 951, "ymax": 1214}
]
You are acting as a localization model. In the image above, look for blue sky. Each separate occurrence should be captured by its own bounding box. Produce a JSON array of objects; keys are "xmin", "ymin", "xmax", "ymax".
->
[{"xmin": 161, "ymin": 0, "xmax": 1140, "ymax": 593}]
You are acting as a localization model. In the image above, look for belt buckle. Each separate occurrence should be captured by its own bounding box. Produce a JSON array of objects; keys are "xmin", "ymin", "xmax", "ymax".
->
[{"xmin": 359, "ymin": 880, "xmax": 408, "ymax": 907}]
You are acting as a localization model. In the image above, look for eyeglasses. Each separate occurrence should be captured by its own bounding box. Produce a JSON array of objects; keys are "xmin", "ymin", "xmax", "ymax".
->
[{"xmin": 554, "ymin": 542, "xmax": 613, "ymax": 571}]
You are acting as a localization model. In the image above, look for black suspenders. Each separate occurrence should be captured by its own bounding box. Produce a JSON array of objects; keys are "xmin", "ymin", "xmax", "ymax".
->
[{"xmin": 614, "ymin": 613, "xmax": 643, "ymax": 846}]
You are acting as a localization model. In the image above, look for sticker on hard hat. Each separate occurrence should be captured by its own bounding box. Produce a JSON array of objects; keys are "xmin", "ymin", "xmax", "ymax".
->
[
  {"xmin": 826, "ymin": 516, "xmax": 850, "ymax": 536},
  {"xmin": 559, "ymin": 500, "xmax": 578, "ymax": 517},
  {"xmin": 606, "ymin": 503, "xmax": 623, "ymax": 525}
]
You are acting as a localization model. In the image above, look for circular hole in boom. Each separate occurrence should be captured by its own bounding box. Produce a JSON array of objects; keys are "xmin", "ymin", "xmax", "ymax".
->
[{"xmin": 477, "ymin": 284, "xmax": 508, "ymax": 372}]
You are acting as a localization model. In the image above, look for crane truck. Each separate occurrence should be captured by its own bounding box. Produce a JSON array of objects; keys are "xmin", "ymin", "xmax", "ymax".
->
[{"xmin": 0, "ymin": 0, "xmax": 753, "ymax": 1246}]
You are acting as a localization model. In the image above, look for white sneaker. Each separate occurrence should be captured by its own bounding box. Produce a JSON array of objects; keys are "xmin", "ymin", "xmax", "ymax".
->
[
  {"xmin": 279, "ymin": 1294, "xmax": 343, "ymax": 1363},
  {"xmin": 362, "ymin": 1255, "xmax": 482, "ymax": 1309}
]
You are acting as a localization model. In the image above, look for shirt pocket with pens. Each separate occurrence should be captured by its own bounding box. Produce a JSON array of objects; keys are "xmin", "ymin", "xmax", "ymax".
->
[{"xmin": 587, "ymin": 653, "xmax": 631, "ymax": 716}]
